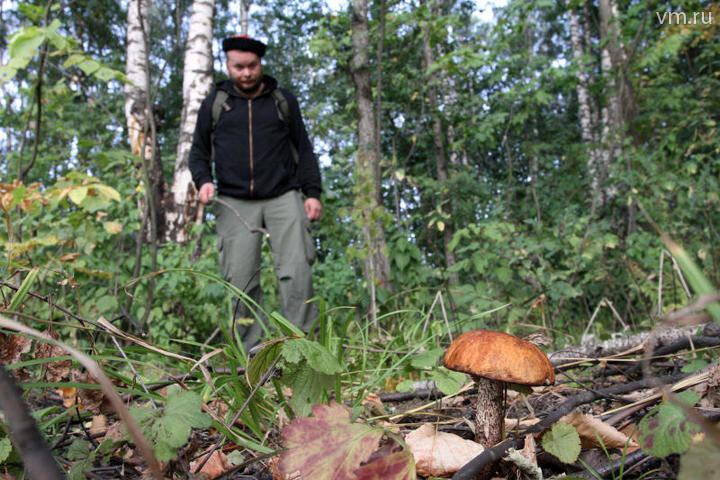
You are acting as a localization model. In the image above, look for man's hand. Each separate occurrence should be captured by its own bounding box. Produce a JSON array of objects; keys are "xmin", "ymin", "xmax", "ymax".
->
[
  {"xmin": 304, "ymin": 197, "xmax": 322, "ymax": 222},
  {"xmin": 198, "ymin": 182, "xmax": 215, "ymax": 205}
]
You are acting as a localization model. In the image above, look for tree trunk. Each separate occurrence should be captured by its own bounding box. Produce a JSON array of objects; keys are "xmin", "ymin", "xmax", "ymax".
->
[
  {"xmin": 351, "ymin": 0, "xmax": 392, "ymax": 322},
  {"xmin": 569, "ymin": 8, "xmax": 603, "ymax": 212},
  {"xmin": 421, "ymin": 1, "xmax": 458, "ymax": 286},
  {"xmin": 125, "ymin": 0, "xmax": 165, "ymax": 241},
  {"xmin": 166, "ymin": 0, "xmax": 215, "ymax": 243},
  {"xmin": 240, "ymin": 0, "xmax": 251, "ymax": 35}
]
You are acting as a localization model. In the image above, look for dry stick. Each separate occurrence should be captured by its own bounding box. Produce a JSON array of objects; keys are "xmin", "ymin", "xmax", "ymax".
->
[
  {"xmin": 193, "ymin": 354, "xmax": 281, "ymax": 474},
  {"xmin": 0, "ymin": 315, "xmax": 164, "ymax": 479},
  {"xmin": 451, "ymin": 372, "xmax": 690, "ymax": 480},
  {"xmin": 0, "ymin": 364, "xmax": 65, "ymax": 480}
]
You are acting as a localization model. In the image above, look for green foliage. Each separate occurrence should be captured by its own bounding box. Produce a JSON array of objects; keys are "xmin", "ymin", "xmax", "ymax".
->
[
  {"xmin": 130, "ymin": 386, "xmax": 212, "ymax": 462},
  {"xmin": 542, "ymin": 422, "xmax": 581, "ymax": 464},
  {"xmin": 638, "ymin": 391, "xmax": 702, "ymax": 458},
  {"xmin": 0, "ymin": 437, "xmax": 12, "ymax": 463}
]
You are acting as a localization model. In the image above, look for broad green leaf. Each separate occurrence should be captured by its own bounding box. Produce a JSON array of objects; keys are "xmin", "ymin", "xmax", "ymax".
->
[
  {"xmin": 429, "ymin": 368, "xmax": 466, "ymax": 396},
  {"xmin": 278, "ymin": 402, "xmax": 384, "ymax": 480},
  {"xmin": 281, "ymin": 338, "xmax": 342, "ymax": 375},
  {"xmin": 0, "ymin": 437, "xmax": 12, "ymax": 463},
  {"xmin": 66, "ymin": 438, "xmax": 91, "ymax": 461},
  {"xmin": 282, "ymin": 362, "xmax": 335, "ymax": 418},
  {"xmin": 354, "ymin": 450, "xmax": 416, "ymax": 480},
  {"xmin": 92, "ymin": 184, "xmax": 121, "ymax": 203},
  {"xmin": 130, "ymin": 387, "xmax": 212, "ymax": 462},
  {"xmin": 638, "ymin": 391, "xmax": 701, "ymax": 457},
  {"xmin": 68, "ymin": 186, "xmax": 88, "ymax": 205},
  {"xmin": 542, "ymin": 423, "xmax": 581, "ymax": 464},
  {"xmin": 410, "ymin": 349, "xmax": 444, "ymax": 369},
  {"xmin": 8, "ymin": 26, "xmax": 44, "ymax": 59},
  {"xmin": 678, "ymin": 435, "xmax": 720, "ymax": 479}
]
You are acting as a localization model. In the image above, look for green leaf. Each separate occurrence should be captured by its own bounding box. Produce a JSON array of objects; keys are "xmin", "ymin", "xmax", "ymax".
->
[
  {"xmin": 131, "ymin": 387, "xmax": 212, "ymax": 462},
  {"xmin": 0, "ymin": 437, "xmax": 12, "ymax": 463},
  {"xmin": 542, "ymin": 423, "xmax": 581, "ymax": 464},
  {"xmin": 429, "ymin": 368, "xmax": 466, "ymax": 396},
  {"xmin": 103, "ymin": 221, "xmax": 123, "ymax": 235},
  {"xmin": 395, "ymin": 379, "xmax": 415, "ymax": 393},
  {"xmin": 281, "ymin": 338, "xmax": 342, "ymax": 375},
  {"xmin": 247, "ymin": 341, "xmax": 283, "ymax": 385},
  {"xmin": 282, "ymin": 362, "xmax": 335, "ymax": 418},
  {"xmin": 410, "ymin": 349, "xmax": 444, "ymax": 369},
  {"xmin": 8, "ymin": 26, "xmax": 44, "ymax": 59},
  {"xmin": 68, "ymin": 186, "xmax": 88, "ymax": 205},
  {"xmin": 66, "ymin": 438, "xmax": 91, "ymax": 461},
  {"xmin": 8, "ymin": 267, "xmax": 40, "ymax": 311},
  {"xmin": 278, "ymin": 402, "xmax": 384, "ymax": 480},
  {"xmin": 638, "ymin": 391, "xmax": 701, "ymax": 457}
]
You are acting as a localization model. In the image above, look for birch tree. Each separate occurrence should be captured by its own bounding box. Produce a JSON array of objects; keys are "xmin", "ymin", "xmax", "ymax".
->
[
  {"xmin": 351, "ymin": 0, "xmax": 392, "ymax": 321},
  {"xmin": 166, "ymin": 0, "xmax": 215, "ymax": 243},
  {"xmin": 125, "ymin": 0, "xmax": 165, "ymax": 240}
]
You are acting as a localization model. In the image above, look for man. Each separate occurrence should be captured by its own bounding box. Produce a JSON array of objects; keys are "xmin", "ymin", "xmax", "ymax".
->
[{"xmin": 189, "ymin": 35, "xmax": 322, "ymax": 351}]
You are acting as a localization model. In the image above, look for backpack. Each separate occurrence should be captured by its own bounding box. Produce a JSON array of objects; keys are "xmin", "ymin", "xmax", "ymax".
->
[{"xmin": 210, "ymin": 88, "xmax": 299, "ymax": 165}]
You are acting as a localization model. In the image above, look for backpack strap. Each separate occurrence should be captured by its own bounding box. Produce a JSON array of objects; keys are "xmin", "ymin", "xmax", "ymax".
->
[
  {"xmin": 271, "ymin": 89, "xmax": 299, "ymax": 165},
  {"xmin": 210, "ymin": 90, "xmax": 229, "ymax": 164}
]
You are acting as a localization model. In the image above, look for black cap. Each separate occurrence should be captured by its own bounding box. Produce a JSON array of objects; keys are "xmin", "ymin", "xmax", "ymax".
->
[{"xmin": 222, "ymin": 35, "xmax": 267, "ymax": 57}]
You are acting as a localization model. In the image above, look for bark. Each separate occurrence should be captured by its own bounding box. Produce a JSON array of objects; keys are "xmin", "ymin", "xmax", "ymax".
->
[
  {"xmin": 125, "ymin": 0, "xmax": 165, "ymax": 241},
  {"xmin": 569, "ymin": 8, "xmax": 603, "ymax": 211},
  {"xmin": 166, "ymin": 0, "xmax": 215, "ymax": 243},
  {"xmin": 351, "ymin": 0, "xmax": 392, "ymax": 310},
  {"xmin": 240, "ymin": 0, "xmax": 252, "ymax": 35},
  {"xmin": 422, "ymin": 0, "xmax": 459, "ymax": 286},
  {"xmin": 474, "ymin": 377, "xmax": 504, "ymax": 448}
]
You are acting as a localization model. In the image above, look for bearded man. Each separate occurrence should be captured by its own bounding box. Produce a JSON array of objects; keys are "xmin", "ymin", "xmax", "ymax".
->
[{"xmin": 189, "ymin": 35, "xmax": 322, "ymax": 351}]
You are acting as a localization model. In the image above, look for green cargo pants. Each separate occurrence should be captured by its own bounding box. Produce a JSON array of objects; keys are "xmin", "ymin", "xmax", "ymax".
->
[{"xmin": 215, "ymin": 190, "xmax": 316, "ymax": 351}]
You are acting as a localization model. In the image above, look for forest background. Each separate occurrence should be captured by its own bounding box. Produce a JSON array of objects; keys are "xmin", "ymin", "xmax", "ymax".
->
[{"xmin": 0, "ymin": 0, "xmax": 719, "ymax": 476}]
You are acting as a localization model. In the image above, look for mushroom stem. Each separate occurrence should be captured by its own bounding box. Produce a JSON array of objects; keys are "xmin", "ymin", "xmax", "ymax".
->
[{"xmin": 474, "ymin": 377, "xmax": 504, "ymax": 447}]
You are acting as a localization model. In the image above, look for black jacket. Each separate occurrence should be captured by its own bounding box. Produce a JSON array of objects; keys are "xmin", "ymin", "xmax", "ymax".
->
[{"xmin": 189, "ymin": 75, "xmax": 322, "ymax": 200}]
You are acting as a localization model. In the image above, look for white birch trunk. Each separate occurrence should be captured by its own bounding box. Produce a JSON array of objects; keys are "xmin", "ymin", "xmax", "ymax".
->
[
  {"xmin": 125, "ymin": 0, "xmax": 150, "ymax": 162},
  {"xmin": 166, "ymin": 0, "xmax": 215, "ymax": 243},
  {"xmin": 569, "ymin": 8, "xmax": 602, "ymax": 208}
]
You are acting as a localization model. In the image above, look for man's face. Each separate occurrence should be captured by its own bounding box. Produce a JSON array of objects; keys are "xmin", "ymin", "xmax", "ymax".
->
[{"xmin": 226, "ymin": 50, "xmax": 263, "ymax": 94}]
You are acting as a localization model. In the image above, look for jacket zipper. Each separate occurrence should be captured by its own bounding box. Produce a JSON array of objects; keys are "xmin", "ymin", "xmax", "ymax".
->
[{"xmin": 248, "ymin": 99, "xmax": 254, "ymax": 196}]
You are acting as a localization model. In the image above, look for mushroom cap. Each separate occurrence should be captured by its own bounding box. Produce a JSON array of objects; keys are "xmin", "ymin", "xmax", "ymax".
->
[{"xmin": 443, "ymin": 329, "xmax": 555, "ymax": 386}]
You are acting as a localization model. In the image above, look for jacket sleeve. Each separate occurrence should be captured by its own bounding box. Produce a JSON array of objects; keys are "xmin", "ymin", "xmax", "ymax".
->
[
  {"xmin": 189, "ymin": 93, "xmax": 215, "ymax": 190},
  {"xmin": 284, "ymin": 89, "xmax": 322, "ymax": 199}
]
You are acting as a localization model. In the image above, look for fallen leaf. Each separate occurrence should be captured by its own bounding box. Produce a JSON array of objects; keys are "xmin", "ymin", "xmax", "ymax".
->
[
  {"xmin": 35, "ymin": 330, "xmax": 71, "ymax": 383},
  {"xmin": 405, "ymin": 423, "xmax": 484, "ymax": 477},
  {"xmin": 362, "ymin": 393, "xmax": 387, "ymax": 416},
  {"xmin": 103, "ymin": 421, "xmax": 125, "ymax": 443},
  {"xmin": 0, "ymin": 332, "xmax": 32, "ymax": 364},
  {"xmin": 355, "ymin": 450, "xmax": 415, "ymax": 480},
  {"xmin": 189, "ymin": 450, "xmax": 232, "ymax": 480},
  {"xmin": 72, "ymin": 370, "xmax": 105, "ymax": 413},
  {"xmin": 561, "ymin": 412, "xmax": 637, "ymax": 449},
  {"xmin": 278, "ymin": 402, "xmax": 383, "ymax": 480},
  {"xmin": 90, "ymin": 415, "xmax": 108, "ymax": 436}
]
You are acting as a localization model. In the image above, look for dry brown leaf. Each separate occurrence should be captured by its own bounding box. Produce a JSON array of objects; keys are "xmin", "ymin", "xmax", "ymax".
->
[
  {"xmin": 405, "ymin": 423, "xmax": 484, "ymax": 478},
  {"xmin": 189, "ymin": 451, "xmax": 232, "ymax": 480},
  {"xmin": 35, "ymin": 330, "xmax": 72, "ymax": 382},
  {"xmin": 561, "ymin": 412, "xmax": 638, "ymax": 449},
  {"xmin": 90, "ymin": 415, "xmax": 108, "ymax": 436},
  {"xmin": 269, "ymin": 456, "xmax": 302, "ymax": 480},
  {"xmin": 0, "ymin": 332, "xmax": 32, "ymax": 364},
  {"xmin": 362, "ymin": 393, "xmax": 387, "ymax": 416},
  {"xmin": 72, "ymin": 370, "xmax": 105, "ymax": 413},
  {"xmin": 103, "ymin": 420, "xmax": 126, "ymax": 443}
]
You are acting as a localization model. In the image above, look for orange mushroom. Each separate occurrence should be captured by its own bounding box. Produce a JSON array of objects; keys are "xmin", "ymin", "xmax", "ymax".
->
[{"xmin": 443, "ymin": 330, "xmax": 555, "ymax": 448}]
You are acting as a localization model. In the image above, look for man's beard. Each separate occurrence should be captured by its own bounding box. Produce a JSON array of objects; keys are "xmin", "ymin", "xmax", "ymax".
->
[{"xmin": 236, "ymin": 79, "xmax": 262, "ymax": 95}]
